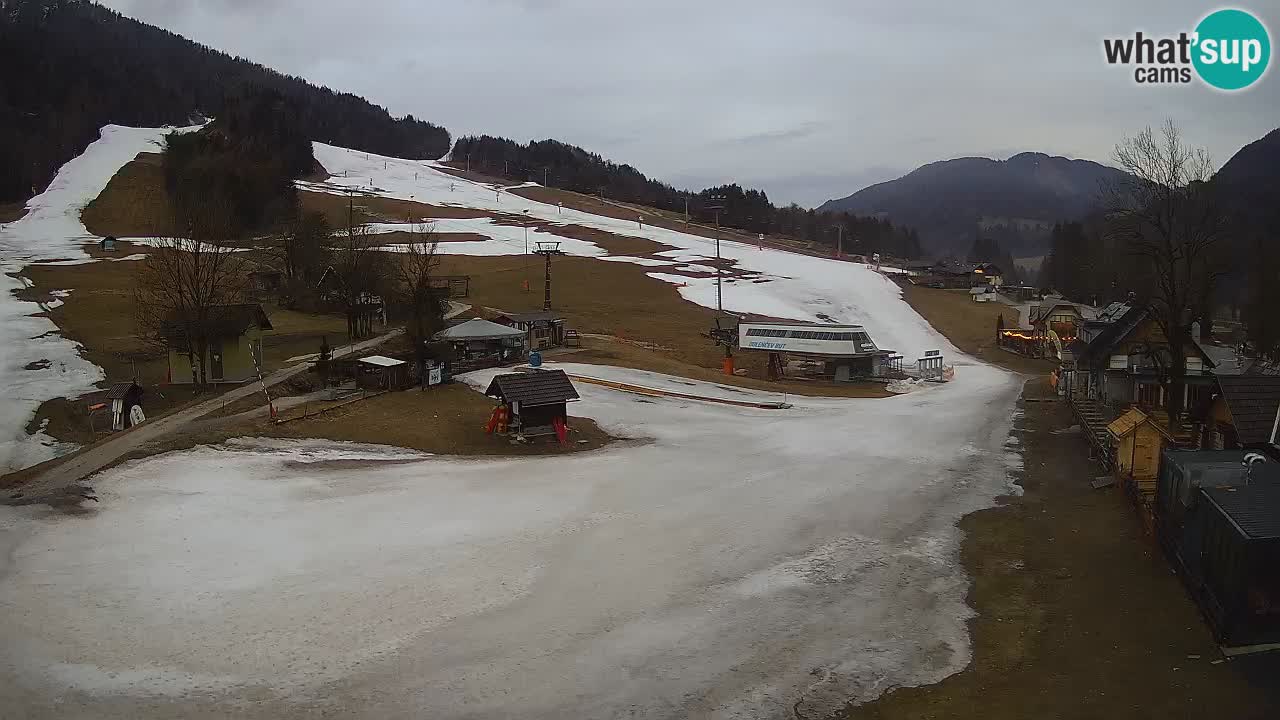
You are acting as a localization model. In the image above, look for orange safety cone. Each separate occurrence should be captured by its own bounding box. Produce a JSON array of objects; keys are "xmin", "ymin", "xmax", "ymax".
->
[{"xmin": 722, "ymin": 356, "xmax": 735, "ymax": 375}]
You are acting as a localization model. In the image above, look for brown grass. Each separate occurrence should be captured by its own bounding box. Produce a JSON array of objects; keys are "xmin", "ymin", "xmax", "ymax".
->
[
  {"xmin": 840, "ymin": 379, "xmax": 1277, "ymax": 720},
  {"xmin": 0, "ymin": 201, "xmax": 27, "ymax": 223},
  {"xmin": 438, "ymin": 253, "xmax": 888, "ymax": 397},
  {"xmin": 298, "ymin": 190, "xmax": 489, "ymax": 228},
  {"xmin": 901, "ymin": 285, "xmax": 1055, "ymax": 375},
  {"xmin": 81, "ymin": 153, "xmax": 174, "ymax": 237},
  {"xmin": 264, "ymin": 383, "xmax": 616, "ymax": 455},
  {"xmin": 18, "ymin": 249, "xmax": 350, "ymax": 444},
  {"xmin": 370, "ymin": 231, "xmax": 495, "ymax": 244}
]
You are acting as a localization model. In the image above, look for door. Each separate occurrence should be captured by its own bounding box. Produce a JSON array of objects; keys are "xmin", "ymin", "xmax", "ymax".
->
[{"xmin": 210, "ymin": 338, "xmax": 224, "ymax": 381}]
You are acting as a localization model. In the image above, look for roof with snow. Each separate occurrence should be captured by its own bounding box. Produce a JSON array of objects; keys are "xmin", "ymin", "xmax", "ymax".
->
[
  {"xmin": 434, "ymin": 318, "xmax": 527, "ymax": 341},
  {"xmin": 358, "ymin": 355, "xmax": 405, "ymax": 367},
  {"xmin": 495, "ymin": 311, "xmax": 565, "ymax": 323}
]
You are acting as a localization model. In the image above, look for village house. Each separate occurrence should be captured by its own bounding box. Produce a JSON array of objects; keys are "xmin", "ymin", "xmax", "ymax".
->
[
  {"xmin": 163, "ymin": 303, "xmax": 272, "ymax": 384},
  {"xmin": 1029, "ymin": 301, "xmax": 1094, "ymax": 360},
  {"xmin": 247, "ymin": 266, "xmax": 285, "ymax": 301},
  {"xmin": 493, "ymin": 311, "xmax": 567, "ymax": 351},
  {"xmin": 920, "ymin": 261, "xmax": 1003, "ymax": 289},
  {"xmin": 1196, "ymin": 375, "xmax": 1280, "ymax": 451},
  {"xmin": 1063, "ymin": 304, "xmax": 1215, "ymax": 414}
]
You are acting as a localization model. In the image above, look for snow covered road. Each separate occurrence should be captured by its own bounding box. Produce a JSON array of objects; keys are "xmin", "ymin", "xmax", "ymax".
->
[{"xmin": 0, "ymin": 362, "xmax": 1023, "ymax": 719}]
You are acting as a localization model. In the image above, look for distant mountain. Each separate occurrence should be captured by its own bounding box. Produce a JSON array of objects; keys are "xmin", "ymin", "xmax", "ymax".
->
[
  {"xmin": 1214, "ymin": 127, "xmax": 1280, "ymax": 218},
  {"xmin": 819, "ymin": 152, "xmax": 1130, "ymax": 258},
  {"xmin": 0, "ymin": 0, "xmax": 450, "ymax": 203}
]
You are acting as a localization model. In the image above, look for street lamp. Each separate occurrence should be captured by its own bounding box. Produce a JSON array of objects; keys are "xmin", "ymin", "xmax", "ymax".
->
[{"xmin": 706, "ymin": 194, "xmax": 727, "ymax": 314}]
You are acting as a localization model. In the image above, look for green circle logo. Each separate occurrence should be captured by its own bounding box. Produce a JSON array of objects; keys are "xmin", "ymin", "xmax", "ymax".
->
[{"xmin": 1192, "ymin": 9, "xmax": 1271, "ymax": 90}]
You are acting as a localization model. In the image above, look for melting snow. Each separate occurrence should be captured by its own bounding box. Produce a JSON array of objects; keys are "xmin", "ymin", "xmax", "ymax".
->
[{"xmin": 0, "ymin": 362, "xmax": 1023, "ymax": 718}]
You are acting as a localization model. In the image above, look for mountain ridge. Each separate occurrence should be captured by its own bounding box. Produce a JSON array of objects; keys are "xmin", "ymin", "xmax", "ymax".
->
[{"xmin": 819, "ymin": 151, "xmax": 1131, "ymax": 258}]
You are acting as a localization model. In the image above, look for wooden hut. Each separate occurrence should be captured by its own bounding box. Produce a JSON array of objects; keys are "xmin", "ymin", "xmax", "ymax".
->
[
  {"xmin": 484, "ymin": 369, "xmax": 579, "ymax": 440},
  {"xmin": 1108, "ymin": 407, "xmax": 1174, "ymax": 501},
  {"xmin": 106, "ymin": 381, "xmax": 144, "ymax": 431},
  {"xmin": 494, "ymin": 311, "xmax": 567, "ymax": 351},
  {"xmin": 356, "ymin": 355, "xmax": 408, "ymax": 391}
]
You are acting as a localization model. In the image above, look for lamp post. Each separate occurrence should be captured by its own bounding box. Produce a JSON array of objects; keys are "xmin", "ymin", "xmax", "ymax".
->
[{"xmin": 706, "ymin": 194, "xmax": 727, "ymax": 314}]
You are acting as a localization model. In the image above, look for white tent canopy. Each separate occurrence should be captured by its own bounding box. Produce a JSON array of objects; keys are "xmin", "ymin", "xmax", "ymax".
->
[{"xmin": 434, "ymin": 318, "xmax": 527, "ymax": 341}]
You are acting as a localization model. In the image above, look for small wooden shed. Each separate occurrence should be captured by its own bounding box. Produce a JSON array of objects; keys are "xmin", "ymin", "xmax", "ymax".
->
[
  {"xmin": 484, "ymin": 369, "xmax": 579, "ymax": 439},
  {"xmin": 1108, "ymin": 407, "xmax": 1174, "ymax": 499},
  {"xmin": 106, "ymin": 381, "xmax": 144, "ymax": 431},
  {"xmin": 356, "ymin": 355, "xmax": 409, "ymax": 391}
]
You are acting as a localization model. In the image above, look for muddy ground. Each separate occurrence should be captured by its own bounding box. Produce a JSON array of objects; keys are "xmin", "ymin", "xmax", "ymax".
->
[{"xmin": 837, "ymin": 378, "xmax": 1278, "ymax": 720}]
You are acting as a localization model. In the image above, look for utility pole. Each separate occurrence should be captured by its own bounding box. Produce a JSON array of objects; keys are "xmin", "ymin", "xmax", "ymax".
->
[
  {"xmin": 543, "ymin": 167, "xmax": 550, "ymax": 186},
  {"xmin": 831, "ymin": 225, "xmax": 844, "ymax": 257},
  {"xmin": 522, "ymin": 209, "xmax": 531, "ymax": 292}
]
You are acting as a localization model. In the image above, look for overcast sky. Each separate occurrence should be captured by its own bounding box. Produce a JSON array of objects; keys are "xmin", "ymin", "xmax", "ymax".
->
[{"xmin": 102, "ymin": 1, "xmax": 1278, "ymax": 206}]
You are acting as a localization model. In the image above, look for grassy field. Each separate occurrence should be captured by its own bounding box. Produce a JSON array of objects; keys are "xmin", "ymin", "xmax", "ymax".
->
[
  {"xmin": 901, "ymin": 285, "xmax": 1054, "ymax": 376},
  {"xmin": 841, "ymin": 378, "xmax": 1278, "ymax": 720},
  {"xmin": 18, "ymin": 245, "xmax": 350, "ymax": 444},
  {"xmin": 81, "ymin": 152, "xmax": 174, "ymax": 237},
  {"xmin": 0, "ymin": 201, "xmax": 27, "ymax": 224},
  {"xmin": 263, "ymin": 383, "xmax": 616, "ymax": 456}
]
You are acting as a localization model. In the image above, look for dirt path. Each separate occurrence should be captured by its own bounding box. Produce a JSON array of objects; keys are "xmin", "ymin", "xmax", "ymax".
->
[{"xmin": 6, "ymin": 329, "xmax": 403, "ymax": 505}]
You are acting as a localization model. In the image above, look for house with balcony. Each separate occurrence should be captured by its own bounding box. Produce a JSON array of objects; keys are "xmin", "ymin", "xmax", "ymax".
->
[{"xmin": 1068, "ymin": 304, "xmax": 1216, "ymax": 414}]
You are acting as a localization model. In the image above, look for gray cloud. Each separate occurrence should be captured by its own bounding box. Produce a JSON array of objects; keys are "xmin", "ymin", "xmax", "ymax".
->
[{"xmin": 102, "ymin": 1, "xmax": 1280, "ymax": 205}]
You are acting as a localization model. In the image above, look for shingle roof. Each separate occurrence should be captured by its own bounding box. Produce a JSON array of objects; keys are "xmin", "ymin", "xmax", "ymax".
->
[
  {"xmin": 485, "ymin": 370, "xmax": 579, "ymax": 407},
  {"xmin": 160, "ymin": 304, "xmax": 272, "ymax": 346},
  {"xmin": 1216, "ymin": 375, "xmax": 1280, "ymax": 445},
  {"xmin": 105, "ymin": 382, "xmax": 141, "ymax": 399},
  {"xmin": 1203, "ymin": 483, "xmax": 1280, "ymax": 540}
]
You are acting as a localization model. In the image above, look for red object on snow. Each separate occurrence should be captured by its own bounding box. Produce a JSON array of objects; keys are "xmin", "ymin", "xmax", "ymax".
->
[{"xmin": 553, "ymin": 417, "xmax": 568, "ymax": 445}]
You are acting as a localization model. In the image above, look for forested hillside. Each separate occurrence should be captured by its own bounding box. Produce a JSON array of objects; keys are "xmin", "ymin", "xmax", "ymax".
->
[
  {"xmin": 452, "ymin": 135, "xmax": 924, "ymax": 259},
  {"xmin": 1035, "ymin": 126, "xmax": 1280, "ymax": 361},
  {"xmin": 0, "ymin": 0, "xmax": 450, "ymax": 203}
]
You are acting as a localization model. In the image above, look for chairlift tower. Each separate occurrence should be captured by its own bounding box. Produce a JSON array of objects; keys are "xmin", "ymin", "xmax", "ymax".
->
[{"xmin": 533, "ymin": 241, "xmax": 565, "ymax": 311}]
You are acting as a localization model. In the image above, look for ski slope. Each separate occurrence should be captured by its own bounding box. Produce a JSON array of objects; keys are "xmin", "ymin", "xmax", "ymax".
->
[
  {"xmin": 0, "ymin": 362, "xmax": 1023, "ymax": 719},
  {"xmin": 0, "ymin": 126, "xmax": 1029, "ymax": 718},
  {"xmin": 0, "ymin": 126, "xmax": 195, "ymax": 471},
  {"xmin": 304, "ymin": 143, "xmax": 954, "ymax": 362}
]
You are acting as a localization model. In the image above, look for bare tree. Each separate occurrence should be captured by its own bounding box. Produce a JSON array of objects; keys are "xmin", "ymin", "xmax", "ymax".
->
[
  {"xmin": 1103, "ymin": 120, "xmax": 1227, "ymax": 425},
  {"xmin": 394, "ymin": 222, "xmax": 447, "ymax": 385},
  {"xmin": 324, "ymin": 223, "xmax": 389, "ymax": 341},
  {"xmin": 134, "ymin": 205, "xmax": 250, "ymax": 387}
]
